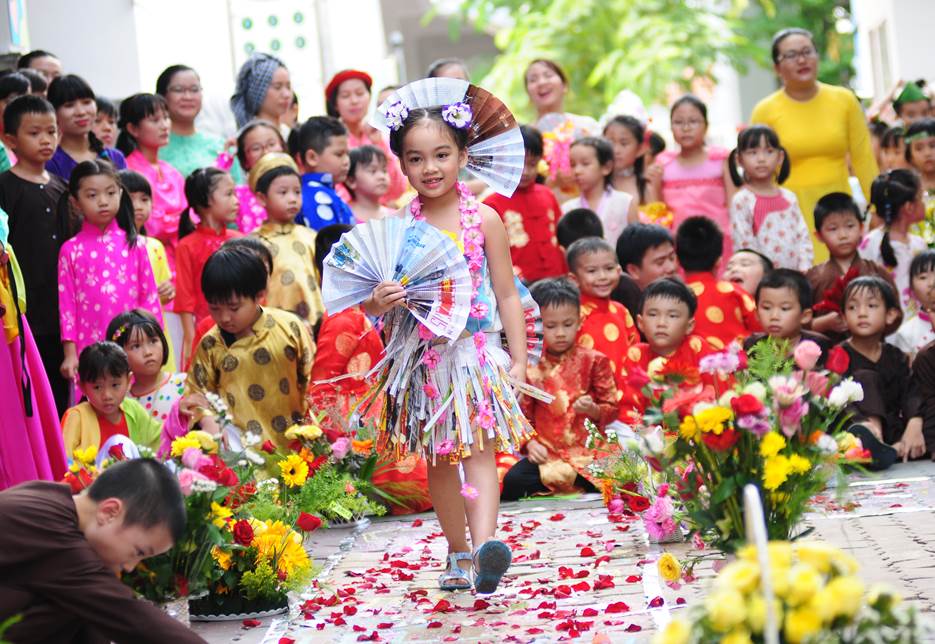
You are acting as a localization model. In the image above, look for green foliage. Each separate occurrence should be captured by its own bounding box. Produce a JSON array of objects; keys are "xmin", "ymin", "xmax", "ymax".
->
[
  {"xmin": 239, "ymin": 560, "xmax": 279, "ymax": 601},
  {"xmin": 442, "ymin": 0, "xmax": 853, "ymax": 119},
  {"xmin": 0, "ymin": 615, "xmax": 22, "ymax": 644},
  {"xmin": 295, "ymin": 464, "xmax": 386, "ymax": 523},
  {"xmin": 741, "ymin": 337, "xmax": 794, "ymax": 384}
]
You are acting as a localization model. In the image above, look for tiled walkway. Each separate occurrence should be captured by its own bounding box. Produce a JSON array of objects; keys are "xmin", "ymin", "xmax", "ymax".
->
[{"xmin": 196, "ymin": 462, "xmax": 935, "ymax": 643}]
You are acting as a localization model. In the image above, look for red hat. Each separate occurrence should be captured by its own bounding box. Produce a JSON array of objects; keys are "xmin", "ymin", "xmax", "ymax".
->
[{"xmin": 324, "ymin": 69, "xmax": 373, "ymax": 113}]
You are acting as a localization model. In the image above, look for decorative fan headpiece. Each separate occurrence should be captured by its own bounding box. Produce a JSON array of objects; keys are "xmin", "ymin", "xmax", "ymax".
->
[{"xmin": 372, "ymin": 78, "xmax": 525, "ymax": 197}]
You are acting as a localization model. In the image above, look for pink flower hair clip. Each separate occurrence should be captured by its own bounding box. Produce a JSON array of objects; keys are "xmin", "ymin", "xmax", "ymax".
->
[{"xmin": 441, "ymin": 102, "xmax": 472, "ymax": 129}]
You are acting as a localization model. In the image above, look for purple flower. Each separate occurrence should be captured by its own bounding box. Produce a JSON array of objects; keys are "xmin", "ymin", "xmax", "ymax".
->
[
  {"xmin": 737, "ymin": 412, "xmax": 771, "ymax": 437},
  {"xmin": 331, "ymin": 437, "xmax": 351, "ymax": 460}
]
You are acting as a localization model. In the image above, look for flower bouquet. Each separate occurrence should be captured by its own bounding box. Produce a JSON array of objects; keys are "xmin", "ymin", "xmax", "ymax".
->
[
  {"xmin": 190, "ymin": 517, "xmax": 313, "ymax": 620},
  {"xmin": 635, "ymin": 340, "xmax": 865, "ymax": 551},
  {"xmin": 654, "ymin": 540, "xmax": 932, "ymax": 643},
  {"xmin": 123, "ymin": 431, "xmax": 242, "ymax": 606}
]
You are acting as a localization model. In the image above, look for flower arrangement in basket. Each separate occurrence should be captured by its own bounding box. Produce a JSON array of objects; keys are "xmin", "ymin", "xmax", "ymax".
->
[
  {"xmin": 633, "ymin": 339, "xmax": 867, "ymax": 552},
  {"xmin": 192, "ymin": 517, "xmax": 313, "ymax": 619},
  {"xmin": 122, "ymin": 430, "xmax": 243, "ymax": 602},
  {"xmin": 654, "ymin": 540, "xmax": 932, "ymax": 643}
]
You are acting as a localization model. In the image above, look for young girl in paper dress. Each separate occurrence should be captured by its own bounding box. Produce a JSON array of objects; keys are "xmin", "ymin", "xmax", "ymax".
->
[{"xmin": 353, "ymin": 100, "xmax": 531, "ymax": 594}]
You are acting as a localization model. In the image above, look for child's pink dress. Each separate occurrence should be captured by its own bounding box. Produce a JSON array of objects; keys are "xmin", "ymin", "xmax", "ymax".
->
[
  {"xmin": 236, "ymin": 185, "xmax": 267, "ymax": 234},
  {"xmin": 125, "ymin": 150, "xmax": 187, "ymax": 277},
  {"xmin": 658, "ymin": 147, "xmax": 732, "ymax": 257}
]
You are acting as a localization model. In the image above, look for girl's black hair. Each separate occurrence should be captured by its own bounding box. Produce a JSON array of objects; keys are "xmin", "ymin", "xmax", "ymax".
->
[
  {"xmin": 47, "ymin": 74, "xmax": 105, "ymax": 155},
  {"xmin": 881, "ymin": 126, "xmax": 904, "ymax": 150},
  {"xmin": 117, "ymin": 169, "xmax": 152, "ymax": 197},
  {"xmin": 201, "ymin": 246, "xmax": 268, "ymax": 304},
  {"xmin": 180, "ymin": 167, "xmax": 229, "ymax": 238},
  {"xmin": 603, "ymin": 115, "xmax": 647, "ymax": 201},
  {"xmin": 95, "ymin": 96, "xmax": 117, "ymax": 120},
  {"xmin": 0, "ymin": 71, "xmax": 30, "ymax": 102},
  {"xmin": 116, "ymin": 92, "xmax": 169, "ymax": 156},
  {"xmin": 647, "ymin": 131, "xmax": 666, "ymax": 157},
  {"xmin": 77, "ymin": 341, "xmax": 130, "ymax": 384},
  {"xmin": 255, "ymin": 165, "xmax": 300, "ymax": 195},
  {"xmin": 727, "ymin": 125, "xmax": 791, "ymax": 187},
  {"xmin": 842, "ymin": 276, "xmax": 901, "ymax": 322},
  {"xmin": 314, "ymin": 223, "xmax": 354, "ymax": 281},
  {"xmin": 345, "ymin": 145, "xmax": 387, "ymax": 200},
  {"xmin": 529, "ymin": 277, "xmax": 580, "ymax": 310},
  {"xmin": 68, "ymin": 159, "xmax": 139, "ymax": 247},
  {"xmin": 388, "ymin": 107, "xmax": 469, "ymax": 158},
  {"xmin": 222, "ymin": 236, "xmax": 274, "ymax": 277},
  {"xmin": 105, "ymin": 308, "xmax": 169, "ymax": 367},
  {"xmin": 155, "ymin": 64, "xmax": 196, "ymax": 97},
  {"xmin": 910, "ymin": 249, "xmax": 935, "ymax": 280},
  {"xmin": 904, "ymin": 118, "xmax": 935, "ymax": 163},
  {"xmin": 19, "ymin": 68, "xmax": 47, "ymax": 94},
  {"xmin": 569, "ymin": 136, "xmax": 615, "ymax": 188},
  {"xmin": 16, "ymin": 49, "xmax": 58, "ymax": 70},
  {"xmin": 235, "ymin": 119, "xmax": 286, "ymax": 169},
  {"xmin": 670, "ymin": 94, "xmax": 708, "ymax": 124},
  {"xmin": 869, "ymin": 169, "xmax": 921, "ymax": 268},
  {"xmin": 520, "ymin": 124, "xmax": 543, "ymax": 158},
  {"xmin": 770, "ymin": 27, "xmax": 815, "ymax": 64}
]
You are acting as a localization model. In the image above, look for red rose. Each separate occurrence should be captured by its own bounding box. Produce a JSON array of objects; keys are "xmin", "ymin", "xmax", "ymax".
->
[
  {"xmin": 625, "ymin": 367, "xmax": 651, "ymax": 389},
  {"xmin": 296, "ymin": 512, "xmax": 322, "ymax": 532},
  {"xmin": 626, "ymin": 494, "xmax": 650, "ymax": 513},
  {"xmin": 323, "ymin": 428, "xmax": 344, "ymax": 443},
  {"xmin": 730, "ymin": 393, "xmax": 764, "ymax": 417},
  {"xmin": 261, "ymin": 440, "xmax": 277, "ymax": 454},
  {"xmin": 701, "ymin": 427, "xmax": 740, "ymax": 452},
  {"xmin": 199, "ymin": 455, "xmax": 239, "ymax": 487},
  {"xmin": 826, "ymin": 346, "xmax": 850, "ymax": 374},
  {"xmin": 108, "ymin": 443, "xmax": 126, "ymax": 460},
  {"xmin": 175, "ymin": 575, "xmax": 189, "ymax": 597},
  {"xmin": 232, "ymin": 519, "xmax": 254, "ymax": 546}
]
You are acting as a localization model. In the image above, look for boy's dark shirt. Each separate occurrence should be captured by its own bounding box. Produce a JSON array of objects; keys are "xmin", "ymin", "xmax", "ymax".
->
[
  {"xmin": 0, "ymin": 481, "xmax": 206, "ymax": 644},
  {"xmin": 805, "ymin": 257, "xmax": 896, "ymax": 345}
]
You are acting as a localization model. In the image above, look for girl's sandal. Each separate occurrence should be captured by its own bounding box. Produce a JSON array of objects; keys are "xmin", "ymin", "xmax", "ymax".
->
[
  {"xmin": 472, "ymin": 540, "xmax": 512, "ymax": 594},
  {"xmin": 438, "ymin": 552, "xmax": 473, "ymax": 591}
]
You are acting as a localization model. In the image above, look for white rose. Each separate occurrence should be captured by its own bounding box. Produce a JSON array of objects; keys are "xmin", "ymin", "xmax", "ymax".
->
[{"xmin": 828, "ymin": 379, "xmax": 864, "ymax": 408}]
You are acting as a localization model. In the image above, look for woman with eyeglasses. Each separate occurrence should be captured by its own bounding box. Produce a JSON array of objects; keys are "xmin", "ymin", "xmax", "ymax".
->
[
  {"xmin": 157, "ymin": 65, "xmax": 235, "ymax": 180},
  {"xmin": 751, "ymin": 27, "xmax": 879, "ymax": 262}
]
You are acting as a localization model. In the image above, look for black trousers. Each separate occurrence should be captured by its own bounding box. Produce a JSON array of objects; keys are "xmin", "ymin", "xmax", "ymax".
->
[
  {"xmin": 33, "ymin": 332, "xmax": 69, "ymax": 417},
  {"xmin": 501, "ymin": 457, "xmax": 596, "ymax": 501}
]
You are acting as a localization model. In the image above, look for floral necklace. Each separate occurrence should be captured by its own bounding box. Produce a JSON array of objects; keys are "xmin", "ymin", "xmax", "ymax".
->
[{"xmin": 409, "ymin": 181, "xmax": 488, "ymax": 321}]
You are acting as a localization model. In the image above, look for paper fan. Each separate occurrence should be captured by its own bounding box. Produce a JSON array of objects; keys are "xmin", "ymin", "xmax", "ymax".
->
[
  {"xmin": 321, "ymin": 218, "xmax": 473, "ymax": 340},
  {"xmin": 514, "ymin": 279, "xmax": 544, "ymax": 365},
  {"xmin": 372, "ymin": 77, "xmax": 526, "ymax": 197}
]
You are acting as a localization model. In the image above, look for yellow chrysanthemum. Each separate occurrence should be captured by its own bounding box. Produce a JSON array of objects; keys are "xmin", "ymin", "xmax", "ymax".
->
[
  {"xmin": 252, "ymin": 520, "xmax": 310, "ymax": 577},
  {"xmin": 695, "ymin": 406, "xmax": 733, "ymax": 435},
  {"xmin": 784, "ymin": 606, "xmax": 822, "ymax": 643},
  {"xmin": 73, "ymin": 445, "xmax": 98, "ymax": 466},
  {"xmin": 211, "ymin": 546, "xmax": 232, "ymax": 570},
  {"xmin": 170, "ymin": 435, "xmax": 202, "ymax": 458},
  {"xmin": 788, "ymin": 454, "xmax": 812, "ymax": 475},
  {"xmin": 716, "ymin": 560, "xmax": 760, "ymax": 595},
  {"xmin": 721, "ymin": 630, "xmax": 753, "ymax": 644},
  {"xmin": 705, "ymin": 588, "xmax": 746, "ymax": 632},
  {"xmin": 210, "ymin": 502, "xmax": 232, "ymax": 528},
  {"xmin": 185, "ymin": 430, "xmax": 218, "ymax": 453},
  {"xmin": 763, "ymin": 455, "xmax": 792, "ymax": 491},
  {"xmin": 759, "ymin": 432, "xmax": 786, "ymax": 458},
  {"xmin": 652, "ymin": 619, "xmax": 690, "ymax": 644},
  {"xmin": 678, "ymin": 416, "xmax": 700, "ymax": 440},
  {"xmin": 279, "ymin": 454, "xmax": 309, "ymax": 487},
  {"xmin": 785, "ymin": 563, "xmax": 822, "ymax": 607},
  {"xmin": 284, "ymin": 424, "xmax": 323, "ymax": 441},
  {"xmin": 657, "ymin": 552, "xmax": 681, "ymax": 583}
]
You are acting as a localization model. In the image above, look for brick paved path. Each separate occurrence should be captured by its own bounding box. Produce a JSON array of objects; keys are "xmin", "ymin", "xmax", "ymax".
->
[{"xmin": 195, "ymin": 462, "xmax": 935, "ymax": 643}]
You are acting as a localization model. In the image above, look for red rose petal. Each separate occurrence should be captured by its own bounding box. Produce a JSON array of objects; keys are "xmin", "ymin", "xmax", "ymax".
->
[
  {"xmin": 649, "ymin": 596, "xmax": 665, "ymax": 608},
  {"xmin": 377, "ymin": 622, "xmax": 393, "ymax": 629},
  {"xmin": 605, "ymin": 602, "xmax": 630, "ymax": 614},
  {"xmin": 593, "ymin": 574, "xmax": 616, "ymax": 590},
  {"xmin": 333, "ymin": 617, "xmax": 347, "ymax": 626},
  {"xmin": 279, "ymin": 638, "xmax": 295, "ymax": 644},
  {"xmin": 549, "ymin": 513, "xmax": 565, "ymax": 521},
  {"xmin": 473, "ymin": 599, "xmax": 490, "ymax": 610},
  {"xmin": 625, "ymin": 575, "xmax": 642, "ymax": 583},
  {"xmin": 579, "ymin": 546, "xmax": 596, "ymax": 557},
  {"xmin": 356, "ymin": 632, "xmax": 380, "ymax": 642},
  {"xmin": 431, "ymin": 599, "xmax": 453, "ymax": 613},
  {"xmin": 571, "ymin": 581, "xmax": 591, "ymax": 592},
  {"xmin": 676, "ymin": 597, "xmax": 687, "ymax": 605},
  {"xmin": 344, "ymin": 605, "xmax": 358, "ymax": 616},
  {"xmin": 242, "ymin": 618, "xmax": 261, "ymax": 628},
  {"xmin": 594, "ymin": 555, "xmax": 611, "ymax": 567},
  {"xmin": 582, "ymin": 608, "xmax": 599, "ymax": 617},
  {"xmin": 626, "ymin": 624, "xmax": 642, "ymax": 632},
  {"xmin": 427, "ymin": 621, "xmax": 442, "ymax": 629},
  {"xmin": 411, "ymin": 519, "xmax": 423, "ymax": 527},
  {"xmin": 353, "ymin": 625, "xmax": 367, "ymax": 632}
]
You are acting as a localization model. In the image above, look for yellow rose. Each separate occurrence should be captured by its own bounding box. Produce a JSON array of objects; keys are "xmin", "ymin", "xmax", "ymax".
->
[
  {"xmin": 185, "ymin": 430, "xmax": 218, "ymax": 453},
  {"xmin": 721, "ymin": 630, "xmax": 752, "ymax": 644},
  {"xmin": 763, "ymin": 455, "xmax": 791, "ymax": 491},
  {"xmin": 738, "ymin": 541, "xmax": 793, "ymax": 572},
  {"xmin": 284, "ymin": 424, "xmax": 323, "ymax": 441},
  {"xmin": 759, "ymin": 432, "xmax": 786, "ymax": 458},
  {"xmin": 824, "ymin": 576, "xmax": 865, "ymax": 618},
  {"xmin": 784, "ymin": 607, "xmax": 822, "ymax": 643},
  {"xmin": 716, "ymin": 560, "xmax": 760, "ymax": 594},
  {"xmin": 652, "ymin": 619, "xmax": 691, "ymax": 644},
  {"xmin": 657, "ymin": 552, "xmax": 682, "ymax": 583},
  {"xmin": 785, "ymin": 564, "xmax": 822, "ymax": 606},
  {"xmin": 170, "ymin": 435, "xmax": 202, "ymax": 458},
  {"xmin": 706, "ymin": 589, "xmax": 746, "ymax": 632},
  {"xmin": 695, "ymin": 406, "xmax": 733, "ymax": 434}
]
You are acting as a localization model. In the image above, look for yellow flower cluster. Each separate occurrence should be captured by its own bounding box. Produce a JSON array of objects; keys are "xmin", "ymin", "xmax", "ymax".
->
[
  {"xmin": 73, "ymin": 445, "xmax": 98, "ymax": 467},
  {"xmin": 210, "ymin": 501, "xmax": 232, "ymax": 528},
  {"xmin": 284, "ymin": 424, "xmax": 323, "ymax": 441},
  {"xmin": 679, "ymin": 406, "xmax": 732, "ymax": 440},
  {"xmin": 279, "ymin": 454, "xmax": 309, "ymax": 487},
  {"xmin": 763, "ymin": 454, "xmax": 812, "ymax": 491},
  {"xmin": 170, "ymin": 430, "xmax": 218, "ymax": 458},
  {"xmin": 654, "ymin": 541, "xmax": 877, "ymax": 644},
  {"xmin": 248, "ymin": 519, "xmax": 311, "ymax": 578}
]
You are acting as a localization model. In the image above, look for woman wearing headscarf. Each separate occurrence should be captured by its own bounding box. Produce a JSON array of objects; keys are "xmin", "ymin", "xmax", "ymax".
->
[
  {"xmin": 324, "ymin": 69, "xmax": 407, "ymax": 206},
  {"xmin": 230, "ymin": 53, "xmax": 293, "ymax": 137}
]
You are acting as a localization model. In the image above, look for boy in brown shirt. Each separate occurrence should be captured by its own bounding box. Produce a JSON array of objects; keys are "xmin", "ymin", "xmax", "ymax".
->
[{"xmin": 0, "ymin": 458, "xmax": 205, "ymax": 644}]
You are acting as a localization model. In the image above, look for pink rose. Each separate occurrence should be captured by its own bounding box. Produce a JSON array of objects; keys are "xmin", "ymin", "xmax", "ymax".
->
[
  {"xmin": 607, "ymin": 497, "xmax": 625, "ymax": 514},
  {"xmin": 177, "ymin": 468, "xmax": 204, "ymax": 496},
  {"xmin": 331, "ymin": 437, "xmax": 351, "ymax": 460},
  {"xmin": 804, "ymin": 371, "xmax": 830, "ymax": 397},
  {"xmin": 793, "ymin": 340, "xmax": 822, "ymax": 371},
  {"xmin": 181, "ymin": 447, "xmax": 210, "ymax": 471}
]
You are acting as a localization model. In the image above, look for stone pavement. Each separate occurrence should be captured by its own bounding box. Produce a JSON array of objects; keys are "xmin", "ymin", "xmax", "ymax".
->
[{"xmin": 195, "ymin": 462, "xmax": 935, "ymax": 643}]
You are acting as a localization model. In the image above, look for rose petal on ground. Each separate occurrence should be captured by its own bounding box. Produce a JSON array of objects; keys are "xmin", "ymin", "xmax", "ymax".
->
[
  {"xmin": 649, "ymin": 596, "xmax": 665, "ymax": 608},
  {"xmin": 472, "ymin": 599, "xmax": 490, "ymax": 610},
  {"xmin": 242, "ymin": 618, "xmax": 261, "ymax": 628},
  {"xmin": 549, "ymin": 513, "xmax": 565, "ymax": 521},
  {"xmin": 582, "ymin": 608, "xmax": 599, "ymax": 617},
  {"xmin": 411, "ymin": 519, "xmax": 423, "ymax": 527},
  {"xmin": 605, "ymin": 602, "xmax": 630, "ymax": 613},
  {"xmin": 579, "ymin": 546, "xmax": 596, "ymax": 557},
  {"xmin": 427, "ymin": 621, "xmax": 442, "ymax": 629},
  {"xmin": 626, "ymin": 624, "xmax": 642, "ymax": 632}
]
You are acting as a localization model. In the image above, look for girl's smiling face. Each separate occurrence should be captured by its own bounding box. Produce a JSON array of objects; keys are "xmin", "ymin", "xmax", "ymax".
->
[
  {"xmin": 844, "ymin": 286, "xmax": 899, "ymax": 339},
  {"xmin": 163, "ymin": 69, "xmax": 203, "ymax": 124},
  {"xmin": 525, "ymin": 62, "xmax": 566, "ymax": 114},
  {"xmin": 398, "ymin": 121, "xmax": 466, "ymax": 199}
]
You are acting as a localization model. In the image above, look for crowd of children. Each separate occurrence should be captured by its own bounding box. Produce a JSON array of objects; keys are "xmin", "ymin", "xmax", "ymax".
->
[{"xmin": 0, "ymin": 42, "xmax": 934, "ymax": 630}]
